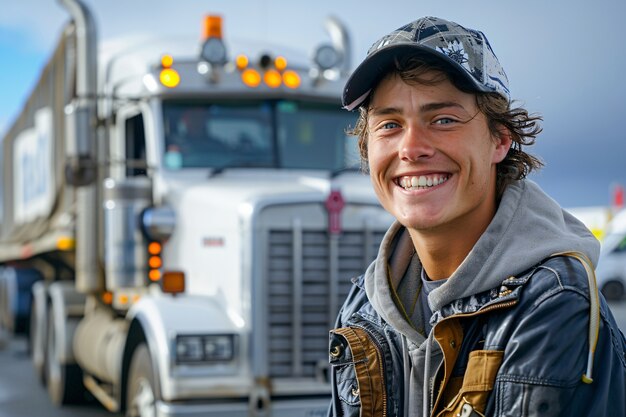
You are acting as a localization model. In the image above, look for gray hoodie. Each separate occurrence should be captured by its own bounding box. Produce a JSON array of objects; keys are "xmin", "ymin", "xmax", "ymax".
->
[{"xmin": 363, "ymin": 180, "xmax": 601, "ymax": 416}]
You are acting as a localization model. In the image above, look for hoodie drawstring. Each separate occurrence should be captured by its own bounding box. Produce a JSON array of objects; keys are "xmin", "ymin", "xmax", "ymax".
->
[
  {"xmin": 423, "ymin": 330, "xmax": 434, "ymax": 417},
  {"xmin": 401, "ymin": 335, "xmax": 410, "ymax": 416}
]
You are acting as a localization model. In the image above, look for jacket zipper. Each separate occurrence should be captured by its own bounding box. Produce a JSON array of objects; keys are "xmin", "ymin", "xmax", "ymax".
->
[{"xmin": 439, "ymin": 299, "xmax": 519, "ymax": 322}]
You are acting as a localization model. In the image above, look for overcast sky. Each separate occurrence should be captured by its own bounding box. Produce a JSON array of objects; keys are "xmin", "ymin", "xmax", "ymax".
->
[{"xmin": 1, "ymin": 0, "xmax": 625, "ymax": 208}]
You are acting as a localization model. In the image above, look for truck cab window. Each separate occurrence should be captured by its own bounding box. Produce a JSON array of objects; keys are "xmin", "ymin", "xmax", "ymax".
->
[
  {"xmin": 162, "ymin": 100, "xmax": 357, "ymax": 171},
  {"xmin": 276, "ymin": 101, "xmax": 358, "ymax": 170},
  {"xmin": 125, "ymin": 113, "xmax": 147, "ymax": 176},
  {"xmin": 163, "ymin": 101, "xmax": 273, "ymax": 170}
]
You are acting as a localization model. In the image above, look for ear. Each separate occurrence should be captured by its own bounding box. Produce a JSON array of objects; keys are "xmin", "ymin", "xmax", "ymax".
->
[{"xmin": 492, "ymin": 126, "xmax": 512, "ymax": 164}]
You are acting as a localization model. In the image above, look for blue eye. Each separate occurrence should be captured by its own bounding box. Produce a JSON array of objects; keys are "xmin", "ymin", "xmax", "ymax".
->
[
  {"xmin": 434, "ymin": 118, "xmax": 455, "ymax": 125},
  {"xmin": 382, "ymin": 122, "xmax": 399, "ymax": 129}
]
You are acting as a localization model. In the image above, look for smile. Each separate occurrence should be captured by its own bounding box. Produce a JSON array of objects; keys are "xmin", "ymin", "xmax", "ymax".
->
[{"xmin": 397, "ymin": 174, "xmax": 450, "ymax": 190}]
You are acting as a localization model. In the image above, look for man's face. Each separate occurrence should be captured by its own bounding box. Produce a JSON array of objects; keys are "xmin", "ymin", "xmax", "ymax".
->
[{"xmin": 366, "ymin": 71, "xmax": 511, "ymax": 236}]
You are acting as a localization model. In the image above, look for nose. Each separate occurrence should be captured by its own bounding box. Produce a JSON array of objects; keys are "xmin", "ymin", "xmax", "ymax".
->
[{"xmin": 398, "ymin": 125, "xmax": 434, "ymax": 161}]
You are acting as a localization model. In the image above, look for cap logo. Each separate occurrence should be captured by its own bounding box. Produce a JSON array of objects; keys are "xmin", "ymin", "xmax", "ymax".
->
[{"xmin": 439, "ymin": 40, "xmax": 469, "ymax": 67}]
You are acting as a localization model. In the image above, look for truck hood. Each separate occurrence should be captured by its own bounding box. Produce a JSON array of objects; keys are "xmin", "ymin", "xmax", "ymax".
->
[
  {"xmin": 159, "ymin": 169, "xmax": 378, "ymax": 210},
  {"xmin": 154, "ymin": 168, "xmax": 389, "ymax": 308}
]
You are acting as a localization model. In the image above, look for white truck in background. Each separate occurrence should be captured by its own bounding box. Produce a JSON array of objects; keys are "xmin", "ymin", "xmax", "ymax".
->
[
  {"xmin": 0, "ymin": 1, "xmax": 393, "ymax": 416},
  {"xmin": 594, "ymin": 208, "xmax": 626, "ymax": 301}
]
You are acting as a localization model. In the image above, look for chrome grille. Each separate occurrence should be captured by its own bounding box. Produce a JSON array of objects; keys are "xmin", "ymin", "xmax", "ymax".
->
[{"xmin": 266, "ymin": 228, "xmax": 385, "ymax": 378}]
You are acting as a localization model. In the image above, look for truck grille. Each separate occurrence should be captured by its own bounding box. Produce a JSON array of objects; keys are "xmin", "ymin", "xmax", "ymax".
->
[{"xmin": 266, "ymin": 229, "xmax": 385, "ymax": 378}]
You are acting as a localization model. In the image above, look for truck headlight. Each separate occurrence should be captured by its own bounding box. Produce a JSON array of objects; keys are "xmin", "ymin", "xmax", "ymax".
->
[{"xmin": 176, "ymin": 334, "xmax": 236, "ymax": 363}]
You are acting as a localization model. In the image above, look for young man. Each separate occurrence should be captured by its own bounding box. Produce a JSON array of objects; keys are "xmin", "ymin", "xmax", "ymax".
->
[{"xmin": 328, "ymin": 17, "xmax": 626, "ymax": 417}]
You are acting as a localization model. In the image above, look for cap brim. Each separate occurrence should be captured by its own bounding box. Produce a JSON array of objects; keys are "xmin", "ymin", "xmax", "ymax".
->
[{"xmin": 342, "ymin": 43, "xmax": 491, "ymax": 110}]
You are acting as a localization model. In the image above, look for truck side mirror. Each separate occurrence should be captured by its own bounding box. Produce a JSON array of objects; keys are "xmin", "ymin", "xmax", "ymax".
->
[
  {"xmin": 64, "ymin": 102, "xmax": 97, "ymax": 186},
  {"xmin": 65, "ymin": 155, "xmax": 97, "ymax": 186}
]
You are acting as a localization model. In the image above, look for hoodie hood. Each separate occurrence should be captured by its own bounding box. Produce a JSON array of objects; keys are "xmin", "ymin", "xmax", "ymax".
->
[{"xmin": 364, "ymin": 179, "xmax": 600, "ymax": 339}]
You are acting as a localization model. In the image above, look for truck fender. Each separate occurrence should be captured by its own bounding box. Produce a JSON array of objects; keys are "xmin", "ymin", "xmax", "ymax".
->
[{"xmin": 123, "ymin": 294, "xmax": 243, "ymax": 403}]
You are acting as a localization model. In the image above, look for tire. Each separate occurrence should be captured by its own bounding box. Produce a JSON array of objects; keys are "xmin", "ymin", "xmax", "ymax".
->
[
  {"xmin": 46, "ymin": 307, "xmax": 85, "ymax": 405},
  {"xmin": 601, "ymin": 280, "xmax": 625, "ymax": 301},
  {"xmin": 126, "ymin": 343, "xmax": 157, "ymax": 417},
  {"xmin": 0, "ymin": 269, "xmax": 12, "ymax": 350},
  {"xmin": 0, "ymin": 325, "xmax": 7, "ymax": 350},
  {"xmin": 30, "ymin": 298, "xmax": 46, "ymax": 384}
]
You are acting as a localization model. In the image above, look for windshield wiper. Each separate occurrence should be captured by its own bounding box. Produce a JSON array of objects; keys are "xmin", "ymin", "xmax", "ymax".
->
[
  {"xmin": 208, "ymin": 160, "xmax": 274, "ymax": 178},
  {"xmin": 330, "ymin": 166, "xmax": 364, "ymax": 178}
]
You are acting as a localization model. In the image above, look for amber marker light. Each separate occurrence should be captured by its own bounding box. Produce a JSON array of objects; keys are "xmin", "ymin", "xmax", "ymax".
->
[
  {"xmin": 149, "ymin": 256, "xmax": 162, "ymax": 269},
  {"xmin": 148, "ymin": 241, "xmax": 162, "ymax": 255},
  {"xmin": 162, "ymin": 271, "xmax": 185, "ymax": 294},
  {"xmin": 242, "ymin": 68, "xmax": 261, "ymax": 87},
  {"xmin": 282, "ymin": 70, "xmax": 301, "ymax": 89},
  {"xmin": 160, "ymin": 68, "xmax": 180, "ymax": 88},
  {"xmin": 56, "ymin": 236, "xmax": 75, "ymax": 251},
  {"xmin": 149, "ymin": 269, "xmax": 162, "ymax": 282},
  {"xmin": 236, "ymin": 54, "xmax": 249, "ymax": 70},
  {"xmin": 119, "ymin": 294, "xmax": 129, "ymax": 305},
  {"xmin": 161, "ymin": 54, "xmax": 174, "ymax": 68},
  {"xmin": 264, "ymin": 69, "xmax": 282, "ymax": 88},
  {"xmin": 102, "ymin": 292, "xmax": 113, "ymax": 305},
  {"xmin": 274, "ymin": 56, "xmax": 287, "ymax": 71},
  {"xmin": 203, "ymin": 15, "xmax": 223, "ymax": 39}
]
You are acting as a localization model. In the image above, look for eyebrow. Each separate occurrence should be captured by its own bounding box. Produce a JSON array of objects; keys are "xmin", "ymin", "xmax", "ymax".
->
[
  {"xmin": 420, "ymin": 101, "xmax": 465, "ymax": 112},
  {"xmin": 369, "ymin": 101, "xmax": 465, "ymax": 117}
]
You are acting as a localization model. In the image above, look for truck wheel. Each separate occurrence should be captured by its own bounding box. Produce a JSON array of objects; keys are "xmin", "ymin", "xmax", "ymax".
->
[
  {"xmin": 30, "ymin": 299, "xmax": 45, "ymax": 384},
  {"xmin": 0, "ymin": 323, "xmax": 7, "ymax": 350},
  {"xmin": 126, "ymin": 343, "xmax": 157, "ymax": 417},
  {"xmin": 0, "ymin": 268, "xmax": 12, "ymax": 349},
  {"xmin": 46, "ymin": 307, "xmax": 85, "ymax": 405}
]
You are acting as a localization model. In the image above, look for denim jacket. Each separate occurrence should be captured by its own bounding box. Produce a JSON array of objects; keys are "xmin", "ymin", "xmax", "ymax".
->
[{"xmin": 328, "ymin": 254, "xmax": 626, "ymax": 417}]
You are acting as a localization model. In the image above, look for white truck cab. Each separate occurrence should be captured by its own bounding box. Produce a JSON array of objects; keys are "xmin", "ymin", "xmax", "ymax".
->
[
  {"xmin": 0, "ymin": 2, "xmax": 394, "ymax": 416},
  {"xmin": 596, "ymin": 209, "xmax": 626, "ymax": 301}
]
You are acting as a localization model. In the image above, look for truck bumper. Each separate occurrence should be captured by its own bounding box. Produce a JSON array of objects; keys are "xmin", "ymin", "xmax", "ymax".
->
[{"xmin": 156, "ymin": 397, "xmax": 329, "ymax": 417}]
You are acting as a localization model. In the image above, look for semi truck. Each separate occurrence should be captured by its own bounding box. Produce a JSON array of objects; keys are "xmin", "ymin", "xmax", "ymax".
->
[{"xmin": 0, "ymin": 1, "xmax": 393, "ymax": 416}]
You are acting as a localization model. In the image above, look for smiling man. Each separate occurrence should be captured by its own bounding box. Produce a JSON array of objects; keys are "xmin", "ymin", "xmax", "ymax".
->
[{"xmin": 328, "ymin": 17, "xmax": 626, "ymax": 417}]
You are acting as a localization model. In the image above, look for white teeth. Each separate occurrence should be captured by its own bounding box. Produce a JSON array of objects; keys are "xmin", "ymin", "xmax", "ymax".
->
[{"xmin": 399, "ymin": 175, "xmax": 449, "ymax": 190}]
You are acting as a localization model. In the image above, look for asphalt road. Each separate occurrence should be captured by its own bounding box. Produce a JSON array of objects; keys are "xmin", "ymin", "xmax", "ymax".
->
[
  {"xmin": 1, "ymin": 302, "xmax": 625, "ymax": 417},
  {"xmin": 0, "ymin": 337, "xmax": 117, "ymax": 417}
]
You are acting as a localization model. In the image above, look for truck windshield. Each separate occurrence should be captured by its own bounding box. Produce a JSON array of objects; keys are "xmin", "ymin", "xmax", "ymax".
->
[{"xmin": 162, "ymin": 100, "xmax": 359, "ymax": 171}]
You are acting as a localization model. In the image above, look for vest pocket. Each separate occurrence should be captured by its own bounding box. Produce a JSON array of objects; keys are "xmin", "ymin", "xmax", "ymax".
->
[
  {"xmin": 329, "ymin": 327, "xmax": 387, "ymax": 417},
  {"xmin": 436, "ymin": 350, "xmax": 504, "ymax": 417}
]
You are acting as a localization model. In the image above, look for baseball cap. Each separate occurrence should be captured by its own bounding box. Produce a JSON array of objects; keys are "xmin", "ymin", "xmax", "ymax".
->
[{"xmin": 342, "ymin": 16, "xmax": 510, "ymax": 110}]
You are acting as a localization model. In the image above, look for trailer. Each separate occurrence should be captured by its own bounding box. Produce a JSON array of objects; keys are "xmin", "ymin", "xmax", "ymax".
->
[{"xmin": 0, "ymin": 1, "xmax": 393, "ymax": 416}]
